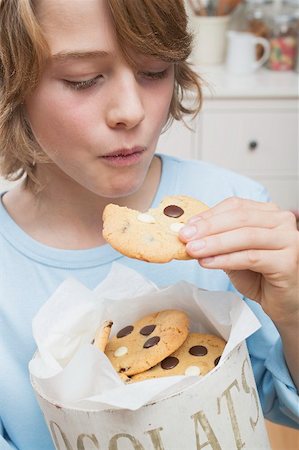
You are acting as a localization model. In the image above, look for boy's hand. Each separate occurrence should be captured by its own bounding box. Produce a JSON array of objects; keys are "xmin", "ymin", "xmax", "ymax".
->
[{"xmin": 180, "ymin": 197, "xmax": 299, "ymax": 326}]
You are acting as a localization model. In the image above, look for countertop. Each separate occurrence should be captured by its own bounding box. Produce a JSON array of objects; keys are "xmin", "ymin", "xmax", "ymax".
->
[{"xmin": 192, "ymin": 65, "xmax": 299, "ymax": 99}]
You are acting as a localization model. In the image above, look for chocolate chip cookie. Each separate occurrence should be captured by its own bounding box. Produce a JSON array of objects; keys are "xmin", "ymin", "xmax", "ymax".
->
[
  {"xmin": 131, "ymin": 333, "xmax": 226, "ymax": 381},
  {"xmin": 104, "ymin": 309, "xmax": 189, "ymax": 376},
  {"xmin": 102, "ymin": 195, "xmax": 209, "ymax": 263},
  {"xmin": 92, "ymin": 320, "xmax": 113, "ymax": 352}
]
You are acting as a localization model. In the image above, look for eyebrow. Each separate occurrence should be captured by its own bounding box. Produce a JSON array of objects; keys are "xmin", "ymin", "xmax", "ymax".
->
[{"xmin": 51, "ymin": 50, "xmax": 109, "ymax": 61}]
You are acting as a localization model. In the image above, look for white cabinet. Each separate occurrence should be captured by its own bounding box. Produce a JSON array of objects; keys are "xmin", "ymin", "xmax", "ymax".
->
[
  {"xmin": 199, "ymin": 100, "xmax": 297, "ymax": 175},
  {"xmin": 157, "ymin": 67, "xmax": 299, "ymax": 211},
  {"xmin": 156, "ymin": 115, "xmax": 197, "ymax": 159},
  {"xmin": 198, "ymin": 98, "xmax": 298, "ymax": 210}
]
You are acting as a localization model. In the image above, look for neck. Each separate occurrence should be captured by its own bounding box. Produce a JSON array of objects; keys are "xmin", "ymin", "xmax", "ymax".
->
[{"xmin": 2, "ymin": 156, "xmax": 162, "ymax": 249}]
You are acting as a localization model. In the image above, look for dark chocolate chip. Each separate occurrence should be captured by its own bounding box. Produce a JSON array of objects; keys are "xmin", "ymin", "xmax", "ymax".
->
[
  {"xmin": 119, "ymin": 367, "xmax": 130, "ymax": 373},
  {"xmin": 143, "ymin": 336, "xmax": 160, "ymax": 348},
  {"xmin": 163, "ymin": 205, "xmax": 184, "ymax": 218},
  {"xmin": 189, "ymin": 345, "xmax": 208, "ymax": 356},
  {"xmin": 117, "ymin": 325, "xmax": 134, "ymax": 338},
  {"xmin": 214, "ymin": 356, "xmax": 221, "ymax": 366},
  {"xmin": 161, "ymin": 356, "xmax": 179, "ymax": 370},
  {"xmin": 140, "ymin": 324, "xmax": 156, "ymax": 336}
]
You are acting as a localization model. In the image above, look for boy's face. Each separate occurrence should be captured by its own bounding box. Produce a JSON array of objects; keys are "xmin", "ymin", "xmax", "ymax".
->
[{"xmin": 25, "ymin": 0, "xmax": 174, "ymax": 198}]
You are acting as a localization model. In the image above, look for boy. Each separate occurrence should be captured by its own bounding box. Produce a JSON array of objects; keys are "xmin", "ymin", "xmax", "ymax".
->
[{"xmin": 0, "ymin": 1, "xmax": 298, "ymax": 448}]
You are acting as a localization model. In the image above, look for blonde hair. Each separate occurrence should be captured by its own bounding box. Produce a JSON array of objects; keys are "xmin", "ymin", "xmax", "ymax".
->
[{"xmin": 0, "ymin": 0, "xmax": 202, "ymax": 188}]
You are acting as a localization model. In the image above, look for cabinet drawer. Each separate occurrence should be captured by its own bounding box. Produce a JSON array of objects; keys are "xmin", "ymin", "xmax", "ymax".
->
[{"xmin": 200, "ymin": 109, "xmax": 298, "ymax": 176}]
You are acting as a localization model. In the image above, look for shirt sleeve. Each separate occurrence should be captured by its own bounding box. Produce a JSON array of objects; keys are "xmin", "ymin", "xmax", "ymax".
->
[
  {"xmin": 0, "ymin": 420, "xmax": 17, "ymax": 450},
  {"xmin": 244, "ymin": 298, "xmax": 299, "ymax": 429},
  {"xmin": 233, "ymin": 174, "xmax": 299, "ymax": 427}
]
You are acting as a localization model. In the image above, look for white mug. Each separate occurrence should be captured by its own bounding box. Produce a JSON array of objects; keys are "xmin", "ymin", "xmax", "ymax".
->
[
  {"xmin": 191, "ymin": 15, "xmax": 231, "ymax": 65},
  {"xmin": 226, "ymin": 31, "xmax": 270, "ymax": 75}
]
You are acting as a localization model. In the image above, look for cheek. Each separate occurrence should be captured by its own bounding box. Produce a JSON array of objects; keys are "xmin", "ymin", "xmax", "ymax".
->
[
  {"xmin": 26, "ymin": 86, "xmax": 93, "ymax": 150},
  {"xmin": 149, "ymin": 79, "xmax": 174, "ymax": 124}
]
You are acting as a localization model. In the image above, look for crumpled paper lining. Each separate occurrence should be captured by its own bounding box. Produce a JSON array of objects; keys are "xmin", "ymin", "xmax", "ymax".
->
[{"xmin": 29, "ymin": 263, "xmax": 261, "ymax": 411}]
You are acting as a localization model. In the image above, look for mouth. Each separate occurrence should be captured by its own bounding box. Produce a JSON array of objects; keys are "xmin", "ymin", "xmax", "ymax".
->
[{"xmin": 101, "ymin": 146, "xmax": 146, "ymax": 166}]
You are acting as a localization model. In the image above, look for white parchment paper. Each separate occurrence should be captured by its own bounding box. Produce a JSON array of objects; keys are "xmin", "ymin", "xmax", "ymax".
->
[{"xmin": 29, "ymin": 263, "xmax": 261, "ymax": 411}]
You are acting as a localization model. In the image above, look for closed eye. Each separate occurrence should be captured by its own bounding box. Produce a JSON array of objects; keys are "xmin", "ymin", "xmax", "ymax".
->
[
  {"xmin": 139, "ymin": 70, "xmax": 169, "ymax": 80},
  {"xmin": 63, "ymin": 74, "xmax": 103, "ymax": 90}
]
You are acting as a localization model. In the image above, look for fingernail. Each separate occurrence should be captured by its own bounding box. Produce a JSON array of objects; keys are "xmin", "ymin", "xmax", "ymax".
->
[
  {"xmin": 181, "ymin": 225, "xmax": 197, "ymax": 239},
  {"xmin": 188, "ymin": 240, "xmax": 206, "ymax": 252}
]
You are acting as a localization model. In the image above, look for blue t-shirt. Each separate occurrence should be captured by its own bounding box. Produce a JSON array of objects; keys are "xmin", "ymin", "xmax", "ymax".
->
[{"xmin": 0, "ymin": 155, "xmax": 298, "ymax": 450}]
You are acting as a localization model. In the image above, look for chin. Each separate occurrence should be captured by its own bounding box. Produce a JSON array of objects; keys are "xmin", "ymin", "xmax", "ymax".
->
[
  {"xmin": 93, "ymin": 178, "xmax": 143, "ymax": 199},
  {"xmin": 106, "ymin": 185, "xmax": 140, "ymax": 199}
]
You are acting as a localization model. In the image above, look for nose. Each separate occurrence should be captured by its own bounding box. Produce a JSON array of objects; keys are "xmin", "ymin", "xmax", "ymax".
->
[{"xmin": 106, "ymin": 70, "xmax": 145, "ymax": 130}]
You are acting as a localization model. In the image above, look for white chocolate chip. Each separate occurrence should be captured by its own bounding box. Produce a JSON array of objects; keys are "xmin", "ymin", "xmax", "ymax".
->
[
  {"xmin": 114, "ymin": 346, "xmax": 128, "ymax": 357},
  {"xmin": 170, "ymin": 222, "xmax": 185, "ymax": 233},
  {"xmin": 184, "ymin": 365, "xmax": 201, "ymax": 376},
  {"xmin": 137, "ymin": 213, "xmax": 156, "ymax": 224}
]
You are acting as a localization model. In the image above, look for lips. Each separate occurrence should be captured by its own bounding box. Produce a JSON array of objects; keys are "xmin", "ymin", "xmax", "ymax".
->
[
  {"xmin": 101, "ymin": 146, "xmax": 146, "ymax": 167},
  {"xmin": 103, "ymin": 146, "xmax": 145, "ymax": 158}
]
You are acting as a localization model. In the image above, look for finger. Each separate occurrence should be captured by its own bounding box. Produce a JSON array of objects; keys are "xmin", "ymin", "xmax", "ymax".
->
[
  {"xmin": 189, "ymin": 197, "xmax": 279, "ymax": 224},
  {"xmin": 197, "ymin": 249, "xmax": 288, "ymax": 274},
  {"xmin": 180, "ymin": 209, "xmax": 294, "ymax": 242},
  {"xmin": 185, "ymin": 227, "xmax": 287, "ymax": 259}
]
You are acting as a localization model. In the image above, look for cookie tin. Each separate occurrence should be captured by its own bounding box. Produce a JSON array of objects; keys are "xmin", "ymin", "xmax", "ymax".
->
[{"xmin": 31, "ymin": 341, "xmax": 271, "ymax": 450}]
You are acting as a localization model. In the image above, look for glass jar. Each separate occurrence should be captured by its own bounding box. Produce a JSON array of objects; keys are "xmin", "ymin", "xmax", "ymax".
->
[
  {"xmin": 245, "ymin": 0, "xmax": 272, "ymax": 32},
  {"xmin": 283, "ymin": 0, "xmax": 299, "ymax": 22},
  {"xmin": 284, "ymin": 0, "xmax": 299, "ymax": 72},
  {"xmin": 267, "ymin": 13, "xmax": 297, "ymax": 70},
  {"xmin": 229, "ymin": 0, "xmax": 272, "ymax": 57}
]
